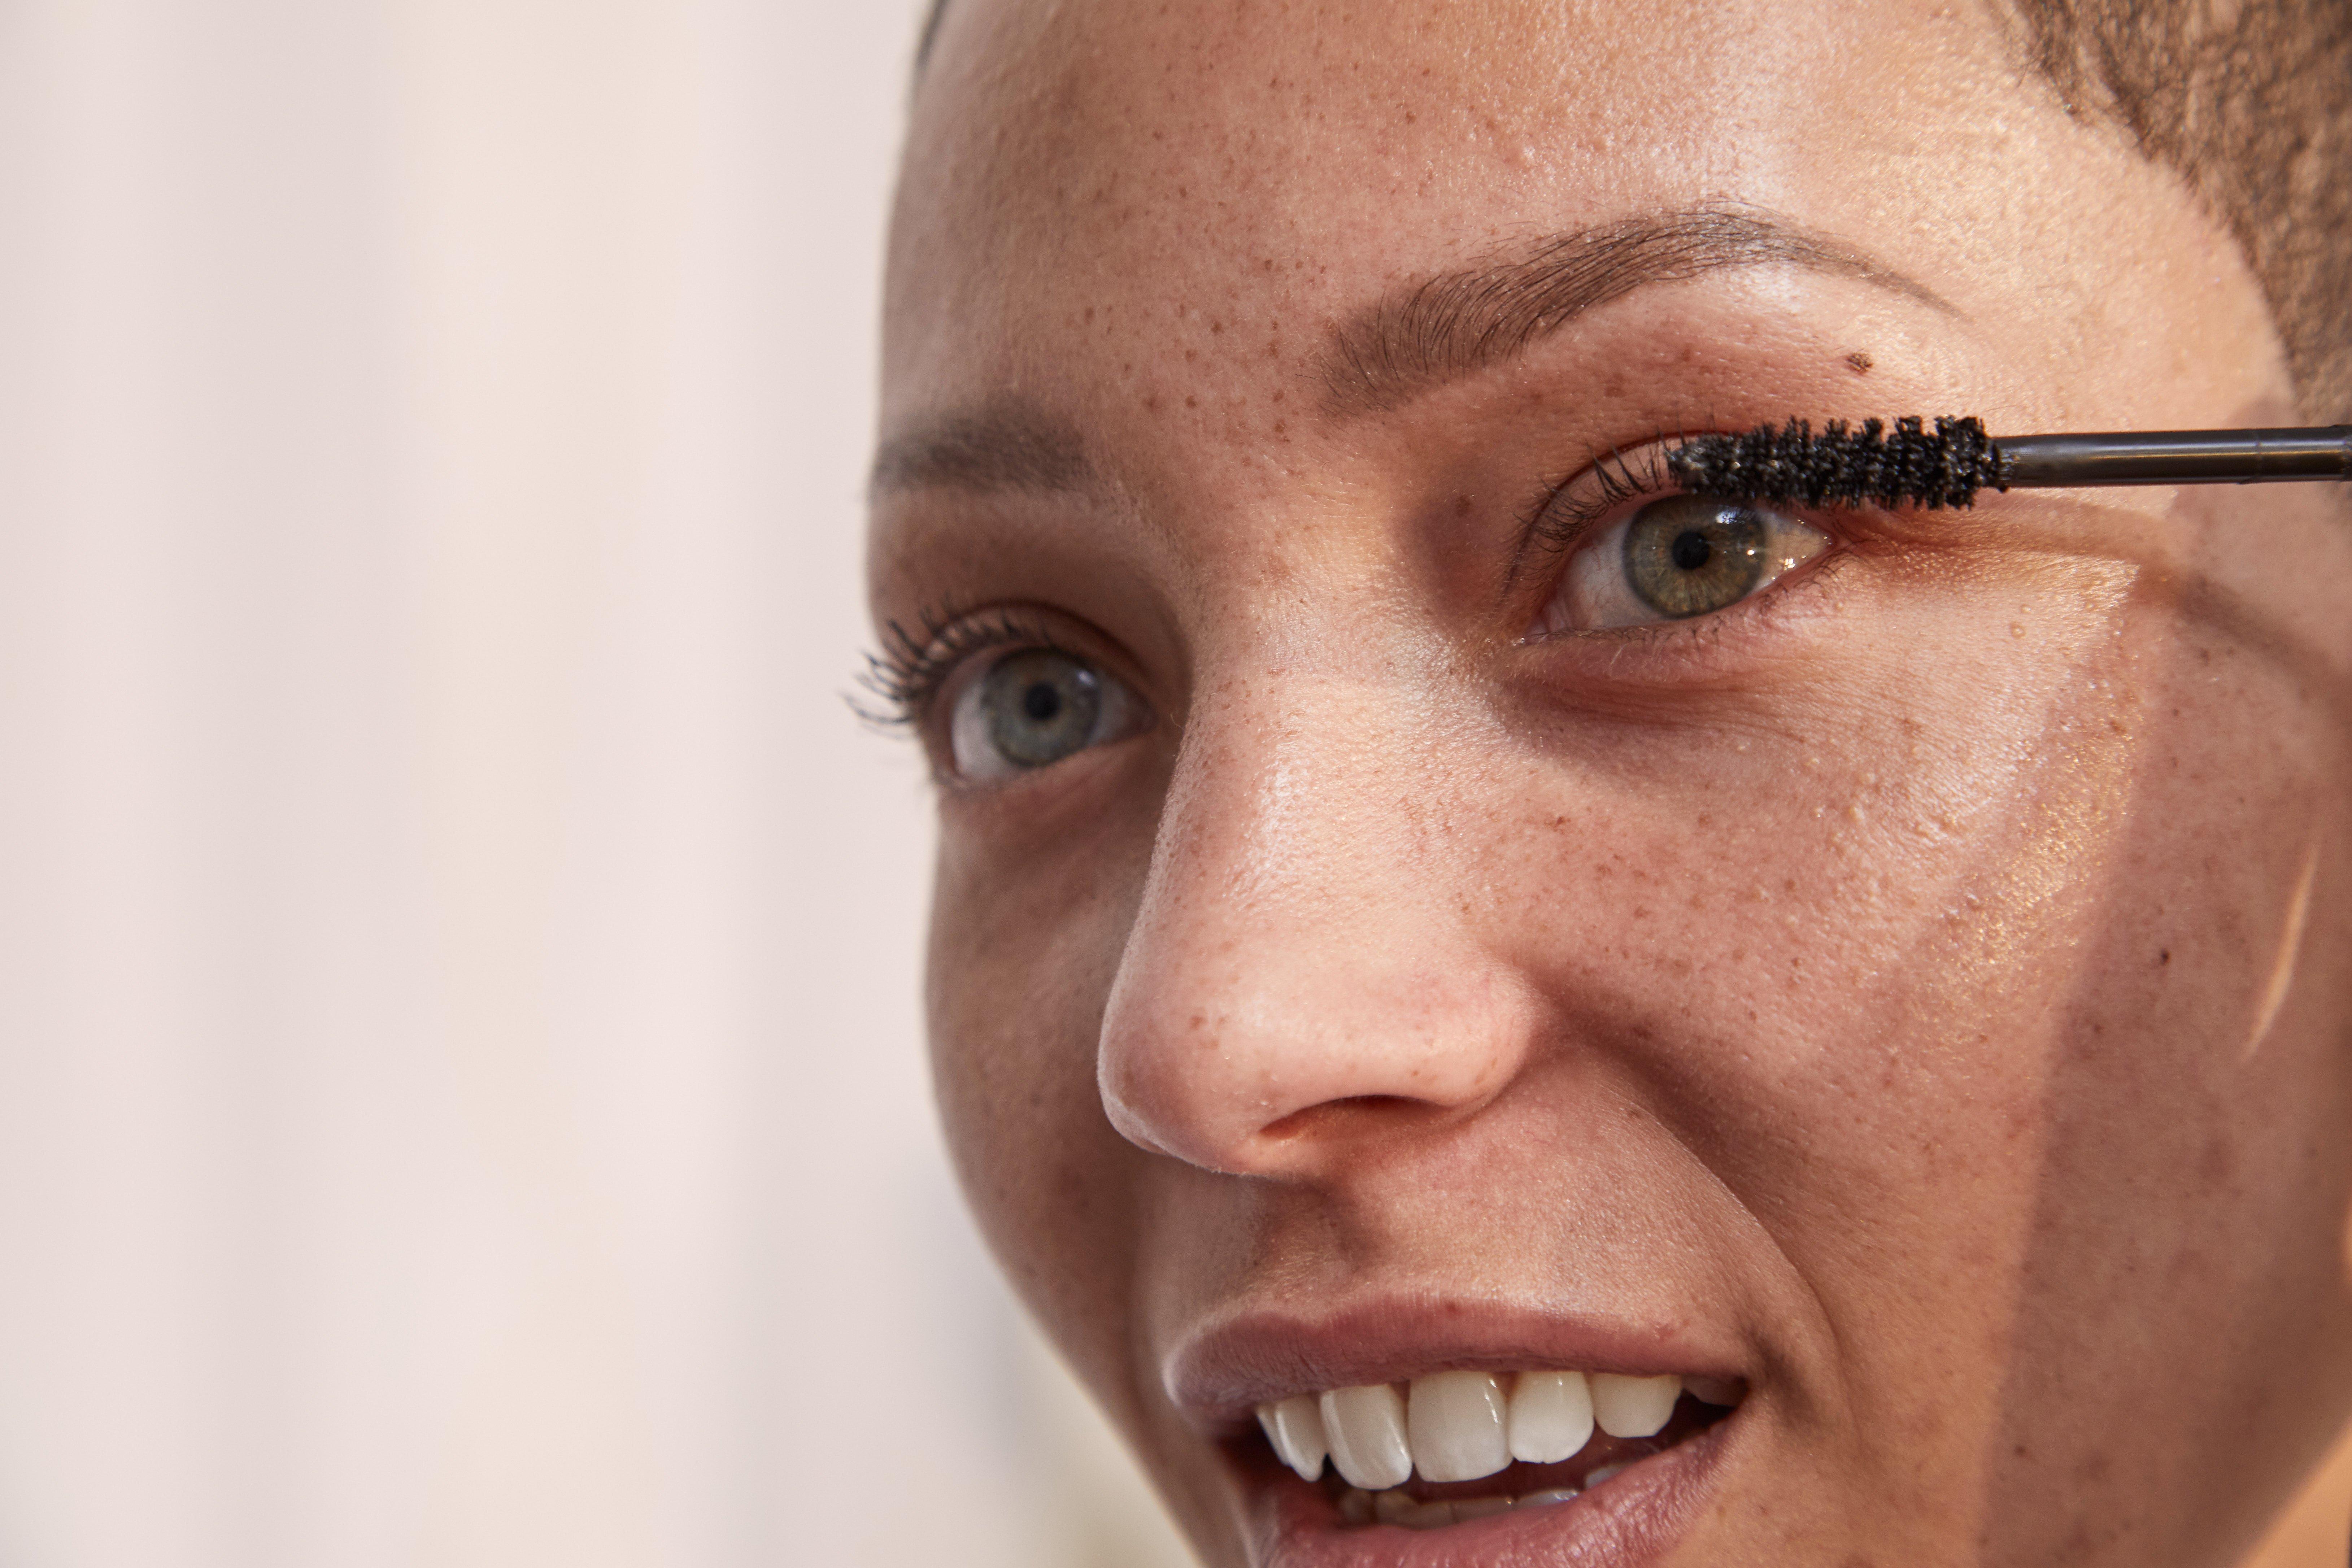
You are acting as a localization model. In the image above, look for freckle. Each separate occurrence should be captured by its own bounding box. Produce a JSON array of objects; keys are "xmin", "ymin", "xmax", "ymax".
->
[
  {"xmin": 1211, "ymin": 319, "xmax": 1224, "ymax": 334},
  {"xmin": 1454, "ymin": 494, "xmax": 1473, "ymax": 516},
  {"xmin": 1846, "ymin": 350, "xmax": 1874, "ymax": 374},
  {"xmin": 1272, "ymin": 420, "xmax": 1286, "ymax": 435},
  {"xmin": 1185, "ymin": 348, "xmax": 1198, "ymax": 362},
  {"xmin": 1142, "ymin": 395, "xmax": 1160, "ymax": 412},
  {"xmin": 1186, "ymin": 394, "xmax": 1199, "ymax": 408},
  {"xmin": 1271, "ymin": 389, "xmax": 1284, "ymax": 404},
  {"xmin": 2160, "ymin": 948, "xmax": 2171, "ymax": 965}
]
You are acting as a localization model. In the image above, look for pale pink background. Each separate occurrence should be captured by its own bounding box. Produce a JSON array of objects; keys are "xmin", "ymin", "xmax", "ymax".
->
[{"xmin": 0, "ymin": 3, "xmax": 1186, "ymax": 1563}]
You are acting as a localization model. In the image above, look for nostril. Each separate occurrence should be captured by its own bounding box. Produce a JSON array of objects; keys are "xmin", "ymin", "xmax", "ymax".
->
[{"xmin": 1259, "ymin": 1095, "xmax": 1445, "ymax": 1143}]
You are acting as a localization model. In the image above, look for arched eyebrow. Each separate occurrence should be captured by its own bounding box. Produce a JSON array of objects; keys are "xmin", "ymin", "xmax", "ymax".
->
[
  {"xmin": 868, "ymin": 207, "xmax": 1951, "ymax": 497},
  {"xmin": 869, "ymin": 402, "xmax": 1094, "ymax": 498},
  {"xmin": 1318, "ymin": 205, "xmax": 1954, "ymax": 417}
]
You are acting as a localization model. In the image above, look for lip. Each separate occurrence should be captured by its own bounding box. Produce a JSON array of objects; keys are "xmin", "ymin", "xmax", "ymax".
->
[
  {"xmin": 1163, "ymin": 1294, "xmax": 1750, "ymax": 1436},
  {"xmin": 1241, "ymin": 1403, "xmax": 1741, "ymax": 1568}
]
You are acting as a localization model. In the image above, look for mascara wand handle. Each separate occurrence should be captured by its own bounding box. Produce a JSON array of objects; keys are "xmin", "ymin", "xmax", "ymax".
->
[{"xmin": 1994, "ymin": 426, "xmax": 2352, "ymax": 487}]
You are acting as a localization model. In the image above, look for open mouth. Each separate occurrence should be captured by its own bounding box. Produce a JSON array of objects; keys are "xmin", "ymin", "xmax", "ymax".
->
[{"xmin": 1252, "ymin": 1369, "xmax": 1743, "ymax": 1531}]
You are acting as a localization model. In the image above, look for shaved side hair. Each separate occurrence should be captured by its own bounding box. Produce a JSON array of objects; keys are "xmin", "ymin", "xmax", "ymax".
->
[
  {"xmin": 913, "ymin": 0, "xmax": 2351, "ymax": 417},
  {"xmin": 2013, "ymin": 0, "xmax": 2352, "ymax": 419}
]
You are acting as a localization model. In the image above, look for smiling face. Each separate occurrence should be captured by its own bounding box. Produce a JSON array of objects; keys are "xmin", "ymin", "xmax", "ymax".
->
[{"xmin": 866, "ymin": 1, "xmax": 2352, "ymax": 1564}]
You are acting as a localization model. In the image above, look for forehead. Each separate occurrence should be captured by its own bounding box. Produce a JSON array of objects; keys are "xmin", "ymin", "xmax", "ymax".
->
[{"xmin": 883, "ymin": 0, "xmax": 2035, "ymax": 401}]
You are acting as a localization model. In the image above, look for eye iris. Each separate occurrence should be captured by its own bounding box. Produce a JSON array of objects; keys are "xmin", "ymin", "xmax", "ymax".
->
[
  {"xmin": 983, "ymin": 649, "xmax": 1102, "ymax": 768},
  {"xmin": 1624, "ymin": 497, "xmax": 1770, "ymax": 618}
]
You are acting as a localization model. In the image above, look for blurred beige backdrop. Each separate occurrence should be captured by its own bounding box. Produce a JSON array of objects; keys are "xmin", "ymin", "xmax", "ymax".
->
[{"xmin": 0, "ymin": 2, "xmax": 1188, "ymax": 1564}]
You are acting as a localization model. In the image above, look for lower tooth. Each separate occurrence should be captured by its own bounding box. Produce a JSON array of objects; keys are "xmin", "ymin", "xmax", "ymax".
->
[
  {"xmin": 1519, "ymin": 1486, "xmax": 1580, "ymax": 1508},
  {"xmin": 1585, "ymin": 1463, "xmax": 1629, "ymax": 1488},
  {"xmin": 1454, "ymin": 1496, "xmax": 1512, "ymax": 1521},
  {"xmin": 1337, "ymin": 1488, "xmax": 1374, "ymax": 1526},
  {"xmin": 1371, "ymin": 1490, "xmax": 1456, "ymax": 1530}
]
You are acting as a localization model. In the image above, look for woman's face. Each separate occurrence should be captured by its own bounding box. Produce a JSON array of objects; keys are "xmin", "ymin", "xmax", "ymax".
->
[{"xmin": 867, "ymin": 1, "xmax": 2352, "ymax": 1564}]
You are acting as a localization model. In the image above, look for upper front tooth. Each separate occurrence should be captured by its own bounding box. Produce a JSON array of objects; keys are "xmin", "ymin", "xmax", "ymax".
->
[
  {"xmin": 1256, "ymin": 1393, "xmax": 1328, "ymax": 1481},
  {"xmin": 1406, "ymin": 1371, "xmax": 1508, "ymax": 1482},
  {"xmin": 1320, "ymin": 1384, "xmax": 1412, "ymax": 1490},
  {"xmin": 1508, "ymin": 1369, "xmax": 1595, "ymax": 1463},
  {"xmin": 1590, "ymin": 1372, "xmax": 1681, "ymax": 1437}
]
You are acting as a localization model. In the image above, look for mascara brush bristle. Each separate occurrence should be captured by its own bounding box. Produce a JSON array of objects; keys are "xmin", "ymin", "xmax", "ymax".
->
[{"xmin": 1666, "ymin": 415, "xmax": 2007, "ymax": 508}]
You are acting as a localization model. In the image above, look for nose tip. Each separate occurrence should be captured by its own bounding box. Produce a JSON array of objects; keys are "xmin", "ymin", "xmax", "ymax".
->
[
  {"xmin": 1092, "ymin": 688, "xmax": 1530, "ymax": 1177},
  {"xmin": 1097, "ymin": 961, "xmax": 1524, "ymax": 1174}
]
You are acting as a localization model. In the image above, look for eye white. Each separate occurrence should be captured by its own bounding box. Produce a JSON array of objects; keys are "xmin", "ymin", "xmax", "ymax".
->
[
  {"xmin": 1538, "ymin": 498, "xmax": 1830, "ymax": 633},
  {"xmin": 946, "ymin": 647, "xmax": 1149, "ymax": 782}
]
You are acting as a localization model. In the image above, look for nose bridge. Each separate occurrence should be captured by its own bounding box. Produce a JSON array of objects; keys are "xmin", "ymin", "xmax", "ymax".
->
[{"xmin": 1096, "ymin": 663, "xmax": 1521, "ymax": 1175}]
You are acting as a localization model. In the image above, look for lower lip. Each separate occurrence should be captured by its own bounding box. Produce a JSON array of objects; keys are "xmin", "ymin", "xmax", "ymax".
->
[{"xmin": 1242, "ymin": 1414, "xmax": 1738, "ymax": 1568}]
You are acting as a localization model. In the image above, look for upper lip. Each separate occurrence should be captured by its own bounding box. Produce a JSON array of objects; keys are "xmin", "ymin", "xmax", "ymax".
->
[{"xmin": 1163, "ymin": 1293, "xmax": 1750, "ymax": 1437}]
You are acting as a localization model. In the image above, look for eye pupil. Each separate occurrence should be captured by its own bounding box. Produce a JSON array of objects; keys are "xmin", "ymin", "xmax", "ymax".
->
[
  {"xmin": 973, "ymin": 649, "xmax": 1104, "ymax": 770},
  {"xmin": 1622, "ymin": 497, "xmax": 1772, "ymax": 618}
]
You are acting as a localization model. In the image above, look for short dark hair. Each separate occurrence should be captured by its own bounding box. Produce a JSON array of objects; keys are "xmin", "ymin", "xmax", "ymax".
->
[
  {"xmin": 2013, "ymin": 0, "xmax": 2352, "ymax": 419},
  {"xmin": 911, "ymin": 0, "xmax": 2349, "ymax": 418}
]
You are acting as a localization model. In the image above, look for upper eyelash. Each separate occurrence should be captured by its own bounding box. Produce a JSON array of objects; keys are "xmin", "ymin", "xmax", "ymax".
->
[
  {"xmin": 1523, "ymin": 439, "xmax": 1676, "ymax": 554},
  {"xmin": 854, "ymin": 603, "xmax": 1062, "ymax": 731}
]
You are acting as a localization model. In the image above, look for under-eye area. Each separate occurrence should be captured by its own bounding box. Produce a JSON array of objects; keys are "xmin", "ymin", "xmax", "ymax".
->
[{"xmin": 1248, "ymin": 1370, "xmax": 1743, "ymax": 1531}]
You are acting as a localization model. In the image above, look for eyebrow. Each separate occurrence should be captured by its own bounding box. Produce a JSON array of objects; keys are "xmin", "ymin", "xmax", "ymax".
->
[
  {"xmin": 1319, "ymin": 205, "xmax": 1952, "ymax": 416},
  {"xmin": 868, "ymin": 402, "xmax": 1094, "ymax": 497},
  {"xmin": 868, "ymin": 206, "xmax": 1951, "ymax": 497}
]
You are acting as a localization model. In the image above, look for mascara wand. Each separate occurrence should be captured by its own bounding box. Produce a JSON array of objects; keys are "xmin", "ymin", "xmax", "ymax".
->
[{"xmin": 1664, "ymin": 417, "xmax": 2352, "ymax": 509}]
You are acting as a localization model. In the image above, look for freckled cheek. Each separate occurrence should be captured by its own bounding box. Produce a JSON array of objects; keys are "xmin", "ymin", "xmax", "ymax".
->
[{"xmin": 924, "ymin": 868, "xmax": 1144, "ymax": 1314}]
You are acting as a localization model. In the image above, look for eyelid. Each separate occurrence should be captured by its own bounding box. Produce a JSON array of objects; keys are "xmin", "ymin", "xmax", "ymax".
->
[{"xmin": 1521, "ymin": 439, "xmax": 1680, "ymax": 561}]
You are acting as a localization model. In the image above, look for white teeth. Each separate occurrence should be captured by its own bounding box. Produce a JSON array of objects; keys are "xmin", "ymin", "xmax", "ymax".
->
[
  {"xmin": 1267, "ymin": 1364, "xmax": 1732, "ymax": 1521},
  {"xmin": 1406, "ymin": 1371, "xmax": 1510, "ymax": 1482},
  {"xmin": 1254, "ymin": 1393, "xmax": 1329, "ymax": 1481},
  {"xmin": 1507, "ymin": 1369, "xmax": 1595, "ymax": 1463},
  {"xmin": 1320, "ymin": 1384, "xmax": 1412, "ymax": 1490},
  {"xmin": 1589, "ymin": 1372, "xmax": 1681, "ymax": 1438}
]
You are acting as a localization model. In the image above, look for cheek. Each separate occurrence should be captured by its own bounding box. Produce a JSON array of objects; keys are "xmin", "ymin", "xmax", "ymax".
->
[{"xmin": 923, "ymin": 794, "xmax": 1158, "ymax": 1397}]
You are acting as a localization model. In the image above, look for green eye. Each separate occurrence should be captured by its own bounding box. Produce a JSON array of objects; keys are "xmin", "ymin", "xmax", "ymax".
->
[
  {"xmin": 1546, "ymin": 496, "xmax": 1830, "ymax": 631},
  {"xmin": 949, "ymin": 648, "xmax": 1150, "ymax": 781}
]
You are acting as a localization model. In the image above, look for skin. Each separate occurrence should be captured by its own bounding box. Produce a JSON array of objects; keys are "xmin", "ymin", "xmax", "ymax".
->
[{"xmin": 866, "ymin": 1, "xmax": 2352, "ymax": 1564}]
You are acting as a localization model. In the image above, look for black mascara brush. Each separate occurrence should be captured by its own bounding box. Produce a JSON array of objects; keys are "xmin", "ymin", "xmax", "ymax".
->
[{"xmin": 1664, "ymin": 416, "xmax": 2352, "ymax": 509}]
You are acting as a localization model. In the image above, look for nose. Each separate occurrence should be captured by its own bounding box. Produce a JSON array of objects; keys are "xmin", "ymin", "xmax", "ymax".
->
[{"xmin": 1096, "ymin": 671, "xmax": 1532, "ymax": 1177}]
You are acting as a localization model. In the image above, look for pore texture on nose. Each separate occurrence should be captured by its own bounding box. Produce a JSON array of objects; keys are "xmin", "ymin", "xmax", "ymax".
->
[{"xmin": 1094, "ymin": 678, "xmax": 1527, "ymax": 1176}]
